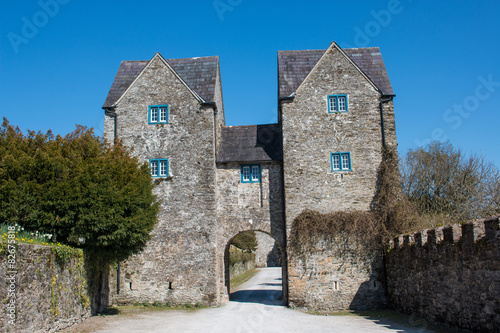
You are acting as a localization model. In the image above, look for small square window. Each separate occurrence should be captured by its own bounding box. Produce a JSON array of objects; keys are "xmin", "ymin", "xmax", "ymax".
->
[
  {"xmin": 149, "ymin": 105, "xmax": 169, "ymax": 124},
  {"xmin": 241, "ymin": 165, "xmax": 261, "ymax": 183},
  {"xmin": 331, "ymin": 153, "xmax": 351, "ymax": 171},
  {"xmin": 149, "ymin": 159, "xmax": 169, "ymax": 178},
  {"xmin": 328, "ymin": 95, "xmax": 348, "ymax": 113}
]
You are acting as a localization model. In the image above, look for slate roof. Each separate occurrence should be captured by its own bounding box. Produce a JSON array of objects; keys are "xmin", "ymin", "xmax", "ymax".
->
[
  {"xmin": 344, "ymin": 48, "xmax": 394, "ymax": 96},
  {"xmin": 217, "ymin": 124, "xmax": 282, "ymax": 163},
  {"xmin": 103, "ymin": 61, "xmax": 148, "ymax": 108},
  {"xmin": 278, "ymin": 47, "xmax": 394, "ymax": 98},
  {"xmin": 103, "ymin": 56, "xmax": 218, "ymax": 108}
]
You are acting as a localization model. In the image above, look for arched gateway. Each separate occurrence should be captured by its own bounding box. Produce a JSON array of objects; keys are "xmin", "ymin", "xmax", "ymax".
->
[
  {"xmin": 104, "ymin": 42, "xmax": 396, "ymax": 309},
  {"xmin": 224, "ymin": 230, "xmax": 286, "ymax": 303}
]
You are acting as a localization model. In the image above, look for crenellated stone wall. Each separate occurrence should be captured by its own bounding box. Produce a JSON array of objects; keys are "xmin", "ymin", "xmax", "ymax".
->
[
  {"xmin": 386, "ymin": 215, "xmax": 500, "ymax": 332},
  {"xmin": 0, "ymin": 243, "xmax": 90, "ymax": 333}
]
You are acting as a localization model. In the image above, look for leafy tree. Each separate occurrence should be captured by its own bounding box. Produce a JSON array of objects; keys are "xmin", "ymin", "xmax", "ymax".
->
[
  {"xmin": 400, "ymin": 141, "xmax": 500, "ymax": 224},
  {"xmin": 0, "ymin": 118, "xmax": 159, "ymax": 313},
  {"xmin": 232, "ymin": 231, "xmax": 257, "ymax": 253}
]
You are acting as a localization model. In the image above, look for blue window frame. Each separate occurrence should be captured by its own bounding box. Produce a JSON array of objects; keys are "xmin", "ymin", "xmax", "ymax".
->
[
  {"xmin": 331, "ymin": 152, "xmax": 351, "ymax": 171},
  {"xmin": 148, "ymin": 105, "xmax": 169, "ymax": 124},
  {"xmin": 241, "ymin": 164, "xmax": 261, "ymax": 183},
  {"xmin": 149, "ymin": 159, "xmax": 169, "ymax": 177},
  {"xmin": 328, "ymin": 95, "xmax": 348, "ymax": 113}
]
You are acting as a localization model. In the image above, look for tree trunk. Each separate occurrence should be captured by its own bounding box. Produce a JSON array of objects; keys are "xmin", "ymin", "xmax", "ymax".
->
[{"xmin": 84, "ymin": 251, "xmax": 110, "ymax": 315}]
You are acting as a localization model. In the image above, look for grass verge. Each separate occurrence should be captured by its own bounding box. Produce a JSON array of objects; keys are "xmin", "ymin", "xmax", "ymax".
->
[{"xmin": 230, "ymin": 268, "xmax": 258, "ymax": 290}]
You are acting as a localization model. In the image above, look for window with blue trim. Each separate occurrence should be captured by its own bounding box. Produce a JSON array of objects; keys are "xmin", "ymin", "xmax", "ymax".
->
[
  {"xmin": 328, "ymin": 95, "xmax": 348, "ymax": 113},
  {"xmin": 148, "ymin": 105, "xmax": 169, "ymax": 124},
  {"xmin": 331, "ymin": 153, "xmax": 351, "ymax": 171},
  {"xmin": 241, "ymin": 165, "xmax": 261, "ymax": 183},
  {"xmin": 149, "ymin": 159, "xmax": 169, "ymax": 177}
]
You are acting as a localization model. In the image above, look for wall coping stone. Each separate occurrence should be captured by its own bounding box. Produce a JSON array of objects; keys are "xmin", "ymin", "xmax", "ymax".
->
[{"xmin": 388, "ymin": 215, "xmax": 500, "ymax": 250}]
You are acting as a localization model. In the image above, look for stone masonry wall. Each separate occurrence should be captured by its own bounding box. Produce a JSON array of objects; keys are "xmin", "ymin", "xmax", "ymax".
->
[
  {"xmin": 213, "ymin": 59, "xmax": 225, "ymax": 155},
  {"xmin": 288, "ymin": 237, "xmax": 386, "ymax": 311},
  {"xmin": 107, "ymin": 55, "xmax": 221, "ymax": 306},
  {"xmin": 229, "ymin": 246, "xmax": 256, "ymax": 279},
  {"xmin": 281, "ymin": 46, "xmax": 389, "ymax": 230},
  {"xmin": 216, "ymin": 162, "xmax": 285, "ymax": 295},
  {"xmin": 386, "ymin": 216, "xmax": 500, "ymax": 332},
  {"xmin": 281, "ymin": 46, "xmax": 393, "ymax": 309},
  {"xmin": 216, "ymin": 162, "xmax": 284, "ymax": 245},
  {"xmin": 255, "ymin": 232, "xmax": 280, "ymax": 267},
  {"xmin": 0, "ymin": 243, "xmax": 90, "ymax": 333}
]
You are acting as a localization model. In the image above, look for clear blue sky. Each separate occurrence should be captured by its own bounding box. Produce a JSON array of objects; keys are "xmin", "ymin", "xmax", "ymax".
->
[{"xmin": 1, "ymin": 0, "xmax": 499, "ymax": 167}]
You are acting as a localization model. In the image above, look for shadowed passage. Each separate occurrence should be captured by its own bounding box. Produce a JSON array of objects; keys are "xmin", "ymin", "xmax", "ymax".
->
[{"xmin": 230, "ymin": 267, "xmax": 283, "ymax": 306}]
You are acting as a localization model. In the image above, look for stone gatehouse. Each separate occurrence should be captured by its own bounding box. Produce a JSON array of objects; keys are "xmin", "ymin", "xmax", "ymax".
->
[{"xmin": 102, "ymin": 41, "xmax": 396, "ymax": 308}]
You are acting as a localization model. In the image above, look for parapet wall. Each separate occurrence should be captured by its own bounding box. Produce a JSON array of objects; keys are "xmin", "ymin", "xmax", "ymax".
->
[
  {"xmin": 0, "ymin": 243, "xmax": 90, "ymax": 333},
  {"xmin": 386, "ymin": 215, "xmax": 500, "ymax": 332}
]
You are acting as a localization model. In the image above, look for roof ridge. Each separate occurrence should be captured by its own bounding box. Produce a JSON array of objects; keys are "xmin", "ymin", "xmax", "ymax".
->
[
  {"xmin": 344, "ymin": 46, "xmax": 380, "ymax": 50},
  {"xmin": 167, "ymin": 55, "xmax": 219, "ymax": 61},
  {"xmin": 224, "ymin": 123, "xmax": 279, "ymax": 129},
  {"xmin": 278, "ymin": 49, "xmax": 325, "ymax": 53}
]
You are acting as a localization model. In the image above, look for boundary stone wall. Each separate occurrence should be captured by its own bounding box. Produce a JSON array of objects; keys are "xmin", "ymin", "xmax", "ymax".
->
[
  {"xmin": 386, "ymin": 215, "xmax": 500, "ymax": 332},
  {"xmin": 0, "ymin": 243, "xmax": 90, "ymax": 333},
  {"xmin": 229, "ymin": 246, "xmax": 256, "ymax": 279}
]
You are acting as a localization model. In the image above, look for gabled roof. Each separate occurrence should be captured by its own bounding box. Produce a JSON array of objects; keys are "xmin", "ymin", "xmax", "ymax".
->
[
  {"xmin": 103, "ymin": 61, "xmax": 148, "ymax": 108},
  {"xmin": 103, "ymin": 56, "xmax": 219, "ymax": 108},
  {"xmin": 217, "ymin": 124, "xmax": 282, "ymax": 163},
  {"xmin": 278, "ymin": 46, "xmax": 394, "ymax": 98}
]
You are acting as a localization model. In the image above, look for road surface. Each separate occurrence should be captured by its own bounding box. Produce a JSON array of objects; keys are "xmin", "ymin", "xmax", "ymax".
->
[{"xmin": 62, "ymin": 267, "xmax": 447, "ymax": 333}]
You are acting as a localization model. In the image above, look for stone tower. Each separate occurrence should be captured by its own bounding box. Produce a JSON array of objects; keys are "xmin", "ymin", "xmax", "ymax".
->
[{"xmin": 102, "ymin": 41, "xmax": 396, "ymax": 309}]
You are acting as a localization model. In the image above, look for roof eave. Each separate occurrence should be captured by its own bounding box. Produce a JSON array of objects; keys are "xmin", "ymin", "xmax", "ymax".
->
[{"xmin": 216, "ymin": 159, "xmax": 282, "ymax": 164}]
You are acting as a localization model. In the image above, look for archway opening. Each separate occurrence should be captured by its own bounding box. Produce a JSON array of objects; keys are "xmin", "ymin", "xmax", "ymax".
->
[{"xmin": 224, "ymin": 230, "xmax": 285, "ymax": 306}]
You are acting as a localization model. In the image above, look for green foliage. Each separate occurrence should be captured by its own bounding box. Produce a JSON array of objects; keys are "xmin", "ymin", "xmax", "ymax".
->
[
  {"xmin": 231, "ymin": 231, "xmax": 257, "ymax": 252},
  {"xmin": 0, "ymin": 118, "xmax": 159, "ymax": 263},
  {"xmin": 0, "ymin": 223, "xmax": 51, "ymax": 244},
  {"xmin": 51, "ymin": 244, "xmax": 81, "ymax": 267},
  {"xmin": 50, "ymin": 274, "xmax": 60, "ymax": 317},
  {"xmin": 229, "ymin": 245, "xmax": 255, "ymax": 265},
  {"xmin": 230, "ymin": 268, "xmax": 258, "ymax": 290}
]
